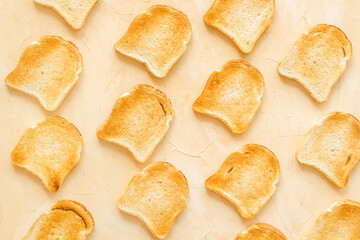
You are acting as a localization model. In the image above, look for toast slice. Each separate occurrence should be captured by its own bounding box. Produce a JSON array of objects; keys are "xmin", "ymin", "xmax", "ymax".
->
[
  {"xmin": 204, "ymin": 0, "xmax": 275, "ymax": 54},
  {"xmin": 97, "ymin": 84, "xmax": 174, "ymax": 163},
  {"xmin": 11, "ymin": 116, "xmax": 83, "ymax": 192},
  {"xmin": 34, "ymin": 0, "xmax": 98, "ymax": 30},
  {"xmin": 205, "ymin": 144, "xmax": 280, "ymax": 219},
  {"xmin": 114, "ymin": 5, "xmax": 192, "ymax": 78},
  {"xmin": 118, "ymin": 161, "xmax": 189, "ymax": 239},
  {"xmin": 303, "ymin": 200, "xmax": 360, "ymax": 240},
  {"xmin": 278, "ymin": 24, "xmax": 352, "ymax": 103},
  {"xmin": 5, "ymin": 35, "xmax": 82, "ymax": 111},
  {"xmin": 23, "ymin": 200, "xmax": 94, "ymax": 240},
  {"xmin": 193, "ymin": 59, "xmax": 264, "ymax": 134},
  {"xmin": 236, "ymin": 223, "xmax": 287, "ymax": 240},
  {"xmin": 296, "ymin": 112, "xmax": 360, "ymax": 188}
]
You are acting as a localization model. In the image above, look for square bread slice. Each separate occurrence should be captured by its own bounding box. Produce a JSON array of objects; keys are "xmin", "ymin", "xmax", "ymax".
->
[
  {"xmin": 5, "ymin": 35, "xmax": 82, "ymax": 111},
  {"xmin": 204, "ymin": 0, "xmax": 275, "ymax": 54},
  {"xmin": 193, "ymin": 59, "xmax": 264, "ymax": 134},
  {"xmin": 114, "ymin": 5, "xmax": 192, "ymax": 78},
  {"xmin": 97, "ymin": 84, "xmax": 174, "ymax": 163},
  {"xmin": 303, "ymin": 200, "xmax": 360, "ymax": 240},
  {"xmin": 205, "ymin": 144, "xmax": 280, "ymax": 219},
  {"xmin": 118, "ymin": 161, "xmax": 188, "ymax": 240},
  {"xmin": 23, "ymin": 200, "xmax": 94, "ymax": 239},
  {"xmin": 236, "ymin": 223, "xmax": 287, "ymax": 240},
  {"xmin": 34, "ymin": 0, "xmax": 98, "ymax": 30},
  {"xmin": 278, "ymin": 24, "xmax": 352, "ymax": 103},
  {"xmin": 11, "ymin": 116, "xmax": 83, "ymax": 192},
  {"xmin": 296, "ymin": 112, "xmax": 360, "ymax": 188}
]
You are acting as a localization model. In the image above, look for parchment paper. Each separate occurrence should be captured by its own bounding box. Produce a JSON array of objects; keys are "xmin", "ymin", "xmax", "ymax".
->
[{"xmin": 1, "ymin": 0, "xmax": 360, "ymax": 239}]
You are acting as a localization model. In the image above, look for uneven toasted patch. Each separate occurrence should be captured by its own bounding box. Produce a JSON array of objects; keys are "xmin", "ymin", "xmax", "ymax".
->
[
  {"xmin": 236, "ymin": 223, "xmax": 287, "ymax": 240},
  {"xmin": 118, "ymin": 161, "xmax": 188, "ymax": 239},
  {"xmin": 114, "ymin": 5, "xmax": 192, "ymax": 78},
  {"xmin": 193, "ymin": 59, "xmax": 264, "ymax": 134},
  {"xmin": 297, "ymin": 112, "xmax": 360, "ymax": 188},
  {"xmin": 204, "ymin": 0, "xmax": 275, "ymax": 54},
  {"xmin": 34, "ymin": 0, "xmax": 98, "ymax": 30},
  {"xmin": 5, "ymin": 35, "xmax": 82, "ymax": 111},
  {"xmin": 278, "ymin": 24, "xmax": 352, "ymax": 103},
  {"xmin": 23, "ymin": 200, "xmax": 94, "ymax": 240},
  {"xmin": 97, "ymin": 84, "xmax": 174, "ymax": 163},
  {"xmin": 205, "ymin": 144, "xmax": 280, "ymax": 219},
  {"xmin": 303, "ymin": 200, "xmax": 360, "ymax": 240},
  {"xmin": 11, "ymin": 116, "xmax": 83, "ymax": 192}
]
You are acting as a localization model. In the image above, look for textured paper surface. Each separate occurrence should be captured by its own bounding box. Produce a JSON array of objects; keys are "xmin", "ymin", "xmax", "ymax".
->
[{"xmin": 1, "ymin": 0, "xmax": 360, "ymax": 239}]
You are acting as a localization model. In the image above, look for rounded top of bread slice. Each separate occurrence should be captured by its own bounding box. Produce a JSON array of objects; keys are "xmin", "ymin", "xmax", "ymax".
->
[{"xmin": 236, "ymin": 223, "xmax": 287, "ymax": 240}]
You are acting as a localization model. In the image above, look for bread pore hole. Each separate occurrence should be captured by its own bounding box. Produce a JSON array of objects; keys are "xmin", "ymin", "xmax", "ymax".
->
[
  {"xmin": 226, "ymin": 166, "xmax": 234, "ymax": 175},
  {"xmin": 345, "ymin": 154, "xmax": 352, "ymax": 166}
]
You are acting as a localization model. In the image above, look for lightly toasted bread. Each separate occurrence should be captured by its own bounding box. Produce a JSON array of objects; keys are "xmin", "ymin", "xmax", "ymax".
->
[
  {"xmin": 204, "ymin": 0, "xmax": 275, "ymax": 54},
  {"xmin": 11, "ymin": 116, "xmax": 83, "ymax": 192},
  {"xmin": 23, "ymin": 200, "xmax": 94, "ymax": 240},
  {"xmin": 5, "ymin": 35, "xmax": 82, "ymax": 111},
  {"xmin": 114, "ymin": 5, "xmax": 192, "ymax": 78},
  {"xmin": 205, "ymin": 144, "xmax": 280, "ymax": 219},
  {"xmin": 34, "ymin": 0, "xmax": 98, "ymax": 30},
  {"xmin": 236, "ymin": 223, "xmax": 287, "ymax": 240},
  {"xmin": 296, "ymin": 112, "xmax": 360, "ymax": 188},
  {"xmin": 303, "ymin": 200, "xmax": 360, "ymax": 240},
  {"xmin": 97, "ymin": 84, "xmax": 174, "ymax": 163},
  {"xmin": 278, "ymin": 24, "xmax": 352, "ymax": 103},
  {"xmin": 118, "ymin": 161, "xmax": 188, "ymax": 239},
  {"xmin": 193, "ymin": 59, "xmax": 264, "ymax": 134}
]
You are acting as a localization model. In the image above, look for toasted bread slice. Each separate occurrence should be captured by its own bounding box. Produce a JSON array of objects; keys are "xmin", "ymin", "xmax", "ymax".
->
[
  {"xmin": 278, "ymin": 24, "xmax": 352, "ymax": 103},
  {"xmin": 303, "ymin": 200, "xmax": 360, "ymax": 240},
  {"xmin": 23, "ymin": 200, "xmax": 94, "ymax": 240},
  {"xmin": 97, "ymin": 84, "xmax": 174, "ymax": 163},
  {"xmin": 118, "ymin": 161, "xmax": 188, "ymax": 239},
  {"xmin": 34, "ymin": 0, "xmax": 98, "ymax": 30},
  {"xmin": 114, "ymin": 5, "xmax": 192, "ymax": 78},
  {"xmin": 204, "ymin": 0, "xmax": 275, "ymax": 54},
  {"xmin": 11, "ymin": 116, "xmax": 83, "ymax": 192},
  {"xmin": 193, "ymin": 60, "xmax": 264, "ymax": 134},
  {"xmin": 205, "ymin": 144, "xmax": 280, "ymax": 219},
  {"xmin": 5, "ymin": 35, "xmax": 82, "ymax": 111},
  {"xmin": 236, "ymin": 223, "xmax": 287, "ymax": 240},
  {"xmin": 296, "ymin": 112, "xmax": 360, "ymax": 188}
]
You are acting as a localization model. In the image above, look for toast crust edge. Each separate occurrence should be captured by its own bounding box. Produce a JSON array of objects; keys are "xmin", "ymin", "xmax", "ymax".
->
[
  {"xmin": 96, "ymin": 84, "xmax": 175, "ymax": 163},
  {"xmin": 114, "ymin": 5, "xmax": 192, "ymax": 78},
  {"xmin": 192, "ymin": 59, "xmax": 264, "ymax": 134},
  {"xmin": 236, "ymin": 223, "xmax": 287, "ymax": 240},
  {"xmin": 296, "ymin": 112, "xmax": 360, "ymax": 188},
  {"xmin": 33, "ymin": 0, "xmax": 98, "ymax": 30},
  {"xmin": 205, "ymin": 144, "xmax": 280, "ymax": 219},
  {"xmin": 11, "ymin": 115, "xmax": 83, "ymax": 192},
  {"xmin": 203, "ymin": 0, "xmax": 275, "ymax": 54},
  {"xmin": 118, "ymin": 161, "xmax": 189, "ymax": 239},
  {"xmin": 5, "ymin": 35, "xmax": 83, "ymax": 111},
  {"xmin": 277, "ymin": 24, "xmax": 352, "ymax": 103}
]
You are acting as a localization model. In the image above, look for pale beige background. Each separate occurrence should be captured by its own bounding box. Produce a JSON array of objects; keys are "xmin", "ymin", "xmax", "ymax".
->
[{"xmin": 1, "ymin": 0, "xmax": 360, "ymax": 239}]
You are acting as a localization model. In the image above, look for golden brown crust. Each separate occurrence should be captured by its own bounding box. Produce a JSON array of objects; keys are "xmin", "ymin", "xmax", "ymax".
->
[
  {"xmin": 114, "ymin": 5, "xmax": 192, "ymax": 78},
  {"xmin": 118, "ymin": 161, "xmax": 189, "ymax": 239},
  {"xmin": 193, "ymin": 59, "xmax": 264, "ymax": 134},
  {"xmin": 97, "ymin": 84, "xmax": 174, "ymax": 163},
  {"xmin": 205, "ymin": 144, "xmax": 280, "ymax": 219},
  {"xmin": 296, "ymin": 112, "xmax": 360, "ymax": 188},
  {"xmin": 23, "ymin": 200, "xmax": 94, "ymax": 239},
  {"xmin": 5, "ymin": 35, "xmax": 82, "ymax": 111},
  {"xmin": 11, "ymin": 116, "xmax": 83, "ymax": 192},
  {"xmin": 204, "ymin": 0, "xmax": 275, "ymax": 54},
  {"xmin": 34, "ymin": 0, "xmax": 98, "ymax": 30},
  {"xmin": 278, "ymin": 24, "xmax": 352, "ymax": 103},
  {"xmin": 303, "ymin": 200, "xmax": 360, "ymax": 239},
  {"xmin": 236, "ymin": 223, "xmax": 287, "ymax": 240}
]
